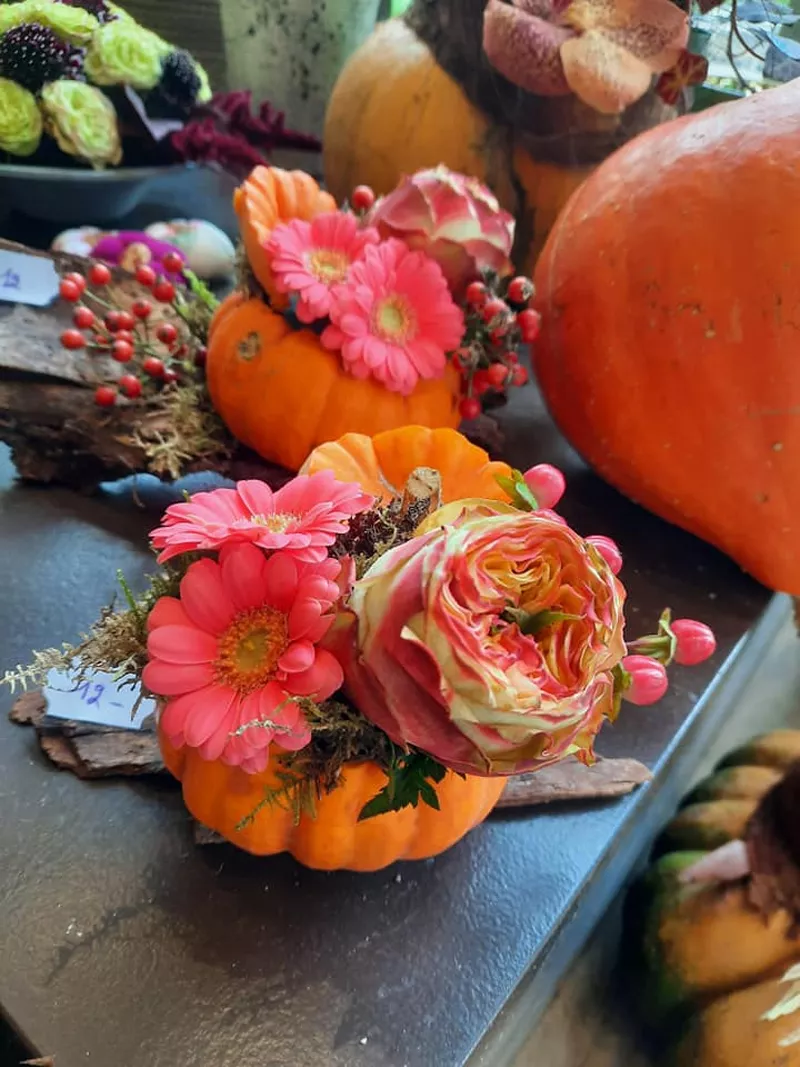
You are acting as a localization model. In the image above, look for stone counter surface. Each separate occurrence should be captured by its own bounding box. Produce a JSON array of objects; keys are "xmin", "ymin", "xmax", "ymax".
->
[{"xmin": 0, "ymin": 375, "xmax": 776, "ymax": 1067}]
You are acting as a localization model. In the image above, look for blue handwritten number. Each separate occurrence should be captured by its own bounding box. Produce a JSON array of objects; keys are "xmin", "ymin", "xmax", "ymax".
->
[
  {"xmin": 87, "ymin": 683, "xmax": 104, "ymax": 707},
  {"xmin": 75, "ymin": 680, "xmax": 104, "ymax": 708},
  {"xmin": 1, "ymin": 268, "xmax": 20, "ymax": 290}
]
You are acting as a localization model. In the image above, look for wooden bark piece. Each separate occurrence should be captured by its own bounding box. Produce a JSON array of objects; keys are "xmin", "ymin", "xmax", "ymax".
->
[
  {"xmin": 495, "ymin": 757, "xmax": 652, "ymax": 808},
  {"xmin": 10, "ymin": 690, "xmax": 165, "ymax": 779},
  {"xmin": 0, "ymin": 238, "xmax": 294, "ymax": 491},
  {"xmin": 10, "ymin": 695, "xmax": 650, "ymax": 807}
]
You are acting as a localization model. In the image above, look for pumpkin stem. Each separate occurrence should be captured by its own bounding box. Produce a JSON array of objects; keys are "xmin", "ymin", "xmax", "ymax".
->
[{"xmin": 400, "ymin": 466, "xmax": 442, "ymax": 525}]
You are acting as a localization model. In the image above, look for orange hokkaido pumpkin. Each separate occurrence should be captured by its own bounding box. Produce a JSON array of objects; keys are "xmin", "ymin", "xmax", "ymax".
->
[
  {"xmin": 205, "ymin": 298, "xmax": 461, "ymax": 472},
  {"xmin": 300, "ymin": 425, "xmax": 512, "ymax": 503},
  {"xmin": 234, "ymin": 165, "xmax": 336, "ymax": 304},
  {"xmin": 160, "ymin": 727, "xmax": 505, "ymax": 871},
  {"xmin": 533, "ymin": 80, "xmax": 800, "ymax": 595}
]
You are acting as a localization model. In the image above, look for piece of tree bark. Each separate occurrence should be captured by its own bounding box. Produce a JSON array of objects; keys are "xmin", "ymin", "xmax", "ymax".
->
[
  {"xmin": 10, "ymin": 691, "xmax": 165, "ymax": 778},
  {"xmin": 0, "ymin": 239, "xmax": 293, "ymax": 492},
  {"xmin": 495, "ymin": 757, "xmax": 652, "ymax": 808},
  {"xmin": 11, "ymin": 694, "xmax": 650, "ymax": 805}
]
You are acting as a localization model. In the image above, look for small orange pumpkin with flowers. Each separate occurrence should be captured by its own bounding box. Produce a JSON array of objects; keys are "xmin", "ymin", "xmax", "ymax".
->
[
  {"xmin": 18, "ymin": 423, "xmax": 718, "ymax": 872},
  {"xmin": 205, "ymin": 164, "xmax": 543, "ymax": 472}
]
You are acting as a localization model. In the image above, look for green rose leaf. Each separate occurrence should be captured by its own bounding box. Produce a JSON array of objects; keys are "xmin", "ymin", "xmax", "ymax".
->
[
  {"xmin": 0, "ymin": 77, "xmax": 41, "ymax": 156},
  {"xmin": 40, "ymin": 80, "xmax": 122, "ymax": 169}
]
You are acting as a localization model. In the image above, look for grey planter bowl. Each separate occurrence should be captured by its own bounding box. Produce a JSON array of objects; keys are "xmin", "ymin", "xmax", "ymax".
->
[{"xmin": 0, "ymin": 162, "xmax": 192, "ymax": 225}]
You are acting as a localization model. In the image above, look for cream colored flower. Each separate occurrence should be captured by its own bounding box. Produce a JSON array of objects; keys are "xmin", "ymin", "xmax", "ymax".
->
[
  {"xmin": 0, "ymin": 1, "xmax": 98, "ymax": 44},
  {"xmin": 0, "ymin": 77, "xmax": 41, "ymax": 156},
  {"xmin": 194, "ymin": 59, "xmax": 212, "ymax": 103},
  {"xmin": 84, "ymin": 18, "xmax": 170, "ymax": 89},
  {"xmin": 40, "ymin": 80, "xmax": 122, "ymax": 169}
]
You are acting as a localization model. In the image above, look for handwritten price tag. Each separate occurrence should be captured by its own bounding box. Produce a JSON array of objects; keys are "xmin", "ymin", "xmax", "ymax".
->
[
  {"xmin": 0, "ymin": 249, "xmax": 60, "ymax": 307},
  {"xmin": 44, "ymin": 663, "xmax": 155, "ymax": 731}
]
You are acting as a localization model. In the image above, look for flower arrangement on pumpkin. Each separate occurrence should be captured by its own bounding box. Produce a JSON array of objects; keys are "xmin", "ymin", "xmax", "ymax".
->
[
  {"xmin": 53, "ymin": 163, "xmax": 543, "ymax": 481},
  {"xmin": 207, "ymin": 163, "xmax": 541, "ymax": 472},
  {"xmin": 5, "ymin": 425, "xmax": 716, "ymax": 870},
  {"xmin": 482, "ymin": 0, "xmax": 710, "ymax": 115}
]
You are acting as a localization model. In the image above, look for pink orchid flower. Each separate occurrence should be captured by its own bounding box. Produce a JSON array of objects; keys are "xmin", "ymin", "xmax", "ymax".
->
[{"xmin": 483, "ymin": 0, "xmax": 690, "ymax": 115}]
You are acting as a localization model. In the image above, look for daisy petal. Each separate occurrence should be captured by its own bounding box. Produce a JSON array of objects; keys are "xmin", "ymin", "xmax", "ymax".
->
[
  {"xmin": 262, "ymin": 552, "xmax": 300, "ymax": 612},
  {"xmin": 147, "ymin": 596, "xmax": 192, "ymax": 631},
  {"xmin": 219, "ymin": 542, "xmax": 269, "ymax": 612},
  {"xmin": 142, "ymin": 659, "xmax": 215, "ymax": 697},
  {"xmin": 278, "ymin": 639, "xmax": 316, "ymax": 673},
  {"xmin": 180, "ymin": 559, "xmax": 238, "ymax": 634},
  {"xmin": 285, "ymin": 647, "xmax": 344, "ymax": 699},
  {"xmin": 183, "ymin": 685, "xmax": 238, "ymax": 748},
  {"xmin": 147, "ymin": 624, "xmax": 218, "ymax": 665}
]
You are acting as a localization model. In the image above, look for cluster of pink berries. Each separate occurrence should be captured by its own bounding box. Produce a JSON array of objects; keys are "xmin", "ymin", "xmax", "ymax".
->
[
  {"xmin": 455, "ymin": 275, "xmax": 541, "ymax": 421},
  {"xmin": 57, "ymin": 254, "xmax": 206, "ymax": 408},
  {"xmin": 521, "ymin": 463, "xmax": 717, "ymax": 706}
]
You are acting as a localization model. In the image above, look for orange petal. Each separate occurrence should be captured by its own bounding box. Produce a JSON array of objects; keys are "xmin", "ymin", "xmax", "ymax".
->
[
  {"xmin": 560, "ymin": 30, "xmax": 653, "ymax": 114},
  {"xmin": 570, "ymin": 0, "xmax": 688, "ymax": 67}
]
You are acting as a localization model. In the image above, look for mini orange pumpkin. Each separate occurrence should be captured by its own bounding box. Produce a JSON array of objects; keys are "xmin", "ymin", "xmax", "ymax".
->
[
  {"xmin": 234, "ymin": 165, "xmax": 336, "ymax": 304},
  {"xmin": 157, "ymin": 425, "xmax": 513, "ymax": 869},
  {"xmin": 300, "ymin": 425, "xmax": 512, "ymax": 503},
  {"xmin": 205, "ymin": 298, "xmax": 461, "ymax": 472},
  {"xmin": 160, "ymin": 727, "xmax": 505, "ymax": 872}
]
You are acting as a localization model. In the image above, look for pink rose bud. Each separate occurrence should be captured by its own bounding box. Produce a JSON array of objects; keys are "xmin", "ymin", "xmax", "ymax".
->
[
  {"xmin": 671, "ymin": 619, "xmax": 717, "ymax": 666},
  {"xmin": 523, "ymin": 464, "xmax": 566, "ymax": 510},
  {"xmin": 621, "ymin": 655, "xmax": 669, "ymax": 706},
  {"xmin": 586, "ymin": 535, "xmax": 623, "ymax": 575}
]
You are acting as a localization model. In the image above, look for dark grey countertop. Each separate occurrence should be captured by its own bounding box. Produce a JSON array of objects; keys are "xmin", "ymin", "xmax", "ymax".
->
[
  {"xmin": 0, "ymin": 169, "xmax": 774, "ymax": 1067},
  {"xmin": 0, "ymin": 387, "xmax": 772, "ymax": 1067}
]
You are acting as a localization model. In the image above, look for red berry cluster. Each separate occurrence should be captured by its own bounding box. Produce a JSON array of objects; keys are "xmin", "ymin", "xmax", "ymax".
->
[
  {"xmin": 455, "ymin": 274, "xmax": 540, "ymax": 421},
  {"xmin": 58, "ymin": 254, "xmax": 207, "ymax": 408}
]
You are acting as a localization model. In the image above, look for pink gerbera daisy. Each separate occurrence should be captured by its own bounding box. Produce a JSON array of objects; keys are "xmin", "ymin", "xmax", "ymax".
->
[
  {"xmin": 150, "ymin": 470, "xmax": 374, "ymax": 565},
  {"xmin": 321, "ymin": 238, "xmax": 465, "ymax": 396},
  {"xmin": 266, "ymin": 211, "xmax": 380, "ymax": 324},
  {"xmin": 144, "ymin": 543, "xmax": 344, "ymax": 773}
]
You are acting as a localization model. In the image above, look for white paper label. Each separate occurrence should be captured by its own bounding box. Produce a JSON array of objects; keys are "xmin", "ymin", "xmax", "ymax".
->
[
  {"xmin": 44, "ymin": 665, "xmax": 154, "ymax": 731},
  {"xmin": 0, "ymin": 249, "xmax": 60, "ymax": 307}
]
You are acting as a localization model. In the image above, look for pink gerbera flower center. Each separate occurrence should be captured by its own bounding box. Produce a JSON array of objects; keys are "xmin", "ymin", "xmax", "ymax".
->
[
  {"xmin": 251, "ymin": 511, "xmax": 296, "ymax": 533},
  {"xmin": 372, "ymin": 295, "xmax": 417, "ymax": 343},
  {"xmin": 215, "ymin": 606, "xmax": 289, "ymax": 694},
  {"xmin": 306, "ymin": 248, "xmax": 350, "ymax": 285}
]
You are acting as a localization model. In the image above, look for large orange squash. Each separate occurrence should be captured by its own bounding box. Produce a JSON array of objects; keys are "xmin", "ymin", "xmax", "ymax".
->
[
  {"xmin": 158, "ymin": 425, "xmax": 513, "ymax": 869},
  {"xmin": 324, "ymin": 11, "xmax": 674, "ymax": 271},
  {"xmin": 205, "ymin": 297, "xmax": 461, "ymax": 472},
  {"xmin": 160, "ymin": 728, "xmax": 504, "ymax": 871},
  {"xmin": 533, "ymin": 80, "xmax": 800, "ymax": 595}
]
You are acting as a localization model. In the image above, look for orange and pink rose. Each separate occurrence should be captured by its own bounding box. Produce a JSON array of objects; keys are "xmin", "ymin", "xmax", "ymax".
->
[{"xmin": 331, "ymin": 504, "xmax": 627, "ymax": 776}]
